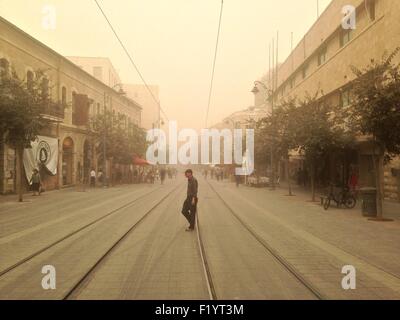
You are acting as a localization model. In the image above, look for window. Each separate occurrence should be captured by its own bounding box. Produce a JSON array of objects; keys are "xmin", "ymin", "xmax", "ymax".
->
[
  {"xmin": 27, "ymin": 71, "xmax": 34, "ymax": 91},
  {"xmin": 290, "ymin": 77, "xmax": 295, "ymax": 89},
  {"xmin": 97, "ymin": 103, "xmax": 100, "ymax": 115},
  {"xmin": 340, "ymin": 88, "xmax": 352, "ymax": 107},
  {"xmin": 367, "ymin": 0, "xmax": 376, "ymax": 21},
  {"xmin": 340, "ymin": 29, "xmax": 352, "ymax": 47},
  {"xmin": 318, "ymin": 47, "xmax": 327, "ymax": 66},
  {"xmin": 61, "ymin": 87, "xmax": 67, "ymax": 106},
  {"xmin": 302, "ymin": 64, "xmax": 309, "ymax": 80},
  {"xmin": 72, "ymin": 91, "xmax": 77, "ymax": 121},
  {"xmin": 0, "ymin": 58, "xmax": 10, "ymax": 79}
]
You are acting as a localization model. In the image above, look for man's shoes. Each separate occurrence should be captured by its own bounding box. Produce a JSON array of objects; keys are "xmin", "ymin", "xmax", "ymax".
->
[{"xmin": 185, "ymin": 227, "xmax": 194, "ymax": 232}]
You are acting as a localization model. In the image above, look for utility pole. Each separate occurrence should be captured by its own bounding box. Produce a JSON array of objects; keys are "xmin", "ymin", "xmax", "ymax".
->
[
  {"xmin": 270, "ymin": 37, "xmax": 275, "ymax": 191},
  {"xmin": 103, "ymin": 92, "xmax": 107, "ymax": 188}
]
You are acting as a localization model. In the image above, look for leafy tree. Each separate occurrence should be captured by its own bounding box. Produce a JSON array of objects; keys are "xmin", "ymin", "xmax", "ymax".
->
[
  {"xmin": 349, "ymin": 48, "xmax": 400, "ymax": 219},
  {"xmin": 256, "ymin": 98, "xmax": 299, "ymax": 195},
  {"xmin": 256, "ymin": 92, "xmax": 355, "ymax": 201},
  {"xmin": 295, "ymin": 93, "xmax": 355, "ymax": 201},
  {"xmin": 91, "ymin": 110, "xmax": 147, "ymax": 183},
  {"xmin": 0, "ymin": 68, "xmax": 61, "ymax": 202}
]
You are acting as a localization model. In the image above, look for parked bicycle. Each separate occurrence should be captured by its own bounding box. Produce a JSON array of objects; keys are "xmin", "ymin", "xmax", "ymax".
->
[{"xmin": 323, "ymin": 183, "xmax": 357, "ymax": 210}]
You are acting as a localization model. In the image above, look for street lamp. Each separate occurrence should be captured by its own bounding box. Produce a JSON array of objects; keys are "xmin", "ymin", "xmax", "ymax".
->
[{"xmin": 251, "ymin": 81, "xmax": 276, "ymax": 190}]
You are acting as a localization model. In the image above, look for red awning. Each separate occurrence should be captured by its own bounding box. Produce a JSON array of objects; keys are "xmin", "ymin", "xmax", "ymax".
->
[{"xmin": 133, "ymin": 156, "xmax": 149, "ymax": 166}]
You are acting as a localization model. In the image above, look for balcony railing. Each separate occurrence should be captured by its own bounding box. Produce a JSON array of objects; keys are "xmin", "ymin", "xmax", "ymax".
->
[{"xmin": 41, "ymin": 102, "xmax": 65, "ymax": 119}]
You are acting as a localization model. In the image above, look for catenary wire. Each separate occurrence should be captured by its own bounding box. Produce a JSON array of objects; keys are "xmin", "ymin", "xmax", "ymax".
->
[
  {"xmin": 205, "ymin": 0, "xmax": 224, "ymax": 128},
  {"xmin": 94, "ymin": 0, "xmax": 169, "ymax": 122}
]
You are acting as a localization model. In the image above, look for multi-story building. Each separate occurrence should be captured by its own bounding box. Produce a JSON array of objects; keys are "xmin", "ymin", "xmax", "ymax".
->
[
  {"xmin": 66, "ymin": 56, "xmax": 122, "ymax": 89},
  {"xmin": 266, "ymin": 0, "xmax": 400, "ymax": 201},
  {"xmin": 122, "ymin": 84, "xmax": 160, "ymax": 130},
  {"xmin": 0, "ymin": 16, "xmax": 142, "ymax": 194},
  {"xmin": 65, "ymin": 57, "xmax": 159, "ymax": 131},
  {"xmin": 213, "ymin": 106, "xmax": 268, "ymax": 131}
]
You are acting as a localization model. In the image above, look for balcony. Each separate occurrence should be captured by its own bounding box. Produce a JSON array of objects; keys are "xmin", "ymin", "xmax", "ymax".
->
[{"xmin": 41, "ymin": 102, "xmax": 65, "ymax": 120}]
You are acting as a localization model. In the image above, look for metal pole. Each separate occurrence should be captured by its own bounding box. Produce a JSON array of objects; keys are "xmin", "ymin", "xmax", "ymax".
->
[
  {"xmin": 270, "ymin": 38, "xmax": 275, "ymax": 190},
  {"xmin": 271, "ymin": 31, "xmax": 279, "ymax": 190},
  {"xmin": 268, "ymin": 43, "xmax": 271, "ymax": 91},
  {"xmin": 103, "ymin": 92, "xmax": 107, "ymax": 188}
]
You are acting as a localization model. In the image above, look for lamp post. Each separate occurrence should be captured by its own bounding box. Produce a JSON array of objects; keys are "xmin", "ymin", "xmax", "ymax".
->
[{"xmin": 251, "ymin": 81, "xmax": 275, "ymax": 190}]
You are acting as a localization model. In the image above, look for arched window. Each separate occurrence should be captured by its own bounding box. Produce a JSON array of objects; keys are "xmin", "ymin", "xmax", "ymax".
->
[
  {"xmin": 61, "ymin": 86, "xmax": 67, "ymax": 106},
  {"xmin": 27, "ymin": 71, "xmax": 34, "ymax": 91},
  {"xmin": 72, "ymin": 91, "xmax": 77, "ymax": 123}
]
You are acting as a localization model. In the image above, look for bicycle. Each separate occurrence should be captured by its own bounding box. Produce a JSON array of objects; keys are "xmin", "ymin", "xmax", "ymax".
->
[{"xmin": 323, "ymin": 184, "xmax": 357, "ymax": 210}]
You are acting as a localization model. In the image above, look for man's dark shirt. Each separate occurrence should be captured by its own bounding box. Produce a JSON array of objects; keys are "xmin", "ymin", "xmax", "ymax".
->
[{"xmin": 187, "ymin": 177, "xmax": 198, "ymax": 199}]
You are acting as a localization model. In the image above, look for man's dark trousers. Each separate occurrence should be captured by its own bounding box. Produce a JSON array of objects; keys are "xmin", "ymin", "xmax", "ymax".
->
[{"xmin": 181, "ymin": 197, "xmax": 198, "ymax": 229}]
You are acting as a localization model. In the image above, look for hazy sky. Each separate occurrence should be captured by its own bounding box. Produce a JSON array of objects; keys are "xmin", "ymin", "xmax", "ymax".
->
[{"xmin": 0, "ymin": 0, "xmax": 331, "ymax": 129}]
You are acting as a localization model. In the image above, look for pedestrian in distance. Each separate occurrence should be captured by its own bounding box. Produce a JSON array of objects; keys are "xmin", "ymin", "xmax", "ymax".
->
[
  {"xmin": 160, "ymin": 167, "xmax": 166, "ymax": 184},
  {"xmin": 181, "ymin": 169, "xmax": 198, "ymax": 232},
  {"xmin": 30, "ymin": 169, "xmax": 41, "ymax": 196},
  {"xmin": 235, "ymin": 172, "xmax": 241, "ymax": 187},
  {"xmin": 90, "ymin": 168, "xmax": 96, "ymax": 187}
]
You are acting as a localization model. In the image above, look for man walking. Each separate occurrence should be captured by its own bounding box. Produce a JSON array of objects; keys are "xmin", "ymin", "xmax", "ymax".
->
[{"xmin": 181, "ymin": 169, "xmax": 198, "ymax": 231}]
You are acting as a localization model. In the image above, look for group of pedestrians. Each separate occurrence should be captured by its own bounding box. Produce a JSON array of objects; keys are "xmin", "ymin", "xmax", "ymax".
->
[{"xmin": 203, "ymin": 167, "xmax": 225, "ymax": 181}]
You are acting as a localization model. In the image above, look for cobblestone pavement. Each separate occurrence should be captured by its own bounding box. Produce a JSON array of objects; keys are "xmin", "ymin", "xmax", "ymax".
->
[
  {"xmin": 1, "ymin": 175, "xmax": 399, "ymax": 299},
  {"xmin": 209, "ymin": 179, "xmax": 400, "ymax": 299}
]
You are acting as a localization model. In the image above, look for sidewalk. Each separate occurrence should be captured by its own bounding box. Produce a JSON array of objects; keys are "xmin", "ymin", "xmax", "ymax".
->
[{"xmin": 275, "ymin": 183, "xmax": 400, "ymax": 221}]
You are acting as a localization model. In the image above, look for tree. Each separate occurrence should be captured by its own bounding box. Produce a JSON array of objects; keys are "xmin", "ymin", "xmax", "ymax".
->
[
  {"xmin": 0, "ymin": 69, "xmax": 60, "ymax": 202},
  {"xmin": 295, "ymin": 93, "xmax": 355, "ymax": 201},
  {"xmin": 91, "ymin": 110, "xmax": 147, "ymax": 183},
  {"xmin": 256, "ymin": 98, "xmax": 299, "ymax": 195},
  {"xmin": 349, "ymin": 48, "xmax": 400, "ymax": 220},
  {"xmin": 256, "ymin": 92, "xmax": 355, "ymax": 201}
]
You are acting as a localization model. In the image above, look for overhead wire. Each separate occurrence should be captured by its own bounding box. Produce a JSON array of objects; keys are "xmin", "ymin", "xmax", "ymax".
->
[
  {"xmin": 94, "ymin": 0, "xmax": 169, "ymax": 122},
  {"xmin": 204, "ymin": 0, "xmax": 224, "ymax": 128}
]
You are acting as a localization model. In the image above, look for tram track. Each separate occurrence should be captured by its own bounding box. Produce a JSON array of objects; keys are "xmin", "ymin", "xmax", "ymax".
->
[
  {"xmin": 195, "ymin": 212, "xmax": 216, "ymax": 300},
  {"xmin": 0, "ymin": 184, "xmax": 172, "ymax": 279},
  {"xmin": 203, "ymin": 179, "xmax": 324, "ymax": 300},
  {"xmin": 63, "ymin": 183, "xmax": 184, "ymax": 300}
]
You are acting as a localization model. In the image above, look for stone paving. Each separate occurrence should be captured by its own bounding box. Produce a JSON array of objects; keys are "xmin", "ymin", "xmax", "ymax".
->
[
  {"xmin": 1, "ymin": 176, "xmax": 400, "ymax": 300},
  {"xmin": 209, "ymin": 179, "xmax": 400, "ymax": 299}
]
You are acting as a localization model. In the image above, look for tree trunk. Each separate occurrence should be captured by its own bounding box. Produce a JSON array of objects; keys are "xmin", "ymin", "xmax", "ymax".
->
[
  {"xmin": 310, "ymin": 163, "xmax": 316, "ymax": 202},
  {"xmin": 286, "ymin": 157, "xmax": 293, "ymax": 196},
  {"xmin": 372, "ymin": 153, "xmax": 384, "ymax": 219},
  {"xmin": 16, "ymin": 145, "xmax": 24, "ymax": 202}
]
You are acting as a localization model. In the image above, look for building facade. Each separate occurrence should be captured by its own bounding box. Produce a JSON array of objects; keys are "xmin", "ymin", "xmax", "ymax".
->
[
  {"xmin": 123, "ymin": 84, "xmax": 160, "ymax": 130},
  {"xmin": 65, "ymin": 57, "xmax": 159, "ymax": 131},
  {"xmin": 66, "ymin": 56, "xmax": 122, "ymax": 89},
  {"xmin": 266, "ymin": 0, "xmax": 400, "ymax": 201},
  {"xmin": 0, "ymin": 16, "xmax": 142, "ymax": 194}
]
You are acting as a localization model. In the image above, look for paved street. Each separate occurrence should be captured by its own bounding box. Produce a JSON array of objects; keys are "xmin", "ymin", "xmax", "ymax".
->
[{"xmin": 0, "ymin": 175, "xmax": 400, "ymax": 300}]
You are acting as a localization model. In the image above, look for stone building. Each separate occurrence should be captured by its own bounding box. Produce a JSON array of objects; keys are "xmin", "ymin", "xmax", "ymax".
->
[
  {"xmin": 0, "ymin": 16, "xmax": 142, "ymax": 194},
  {"xmin": 266, "ymin": 0, "xmax": 400, "ymax": 201},
  {"xmin": 65, "ymin": 57, "xmax": 160, "ymax": 131},
  {"xmin": 66, "ymin": 56, "xmax": 122, "ymax": 89},
  {"xmin": 122, "ymin": 84, "xmax": 160, "ymax": 130}
]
